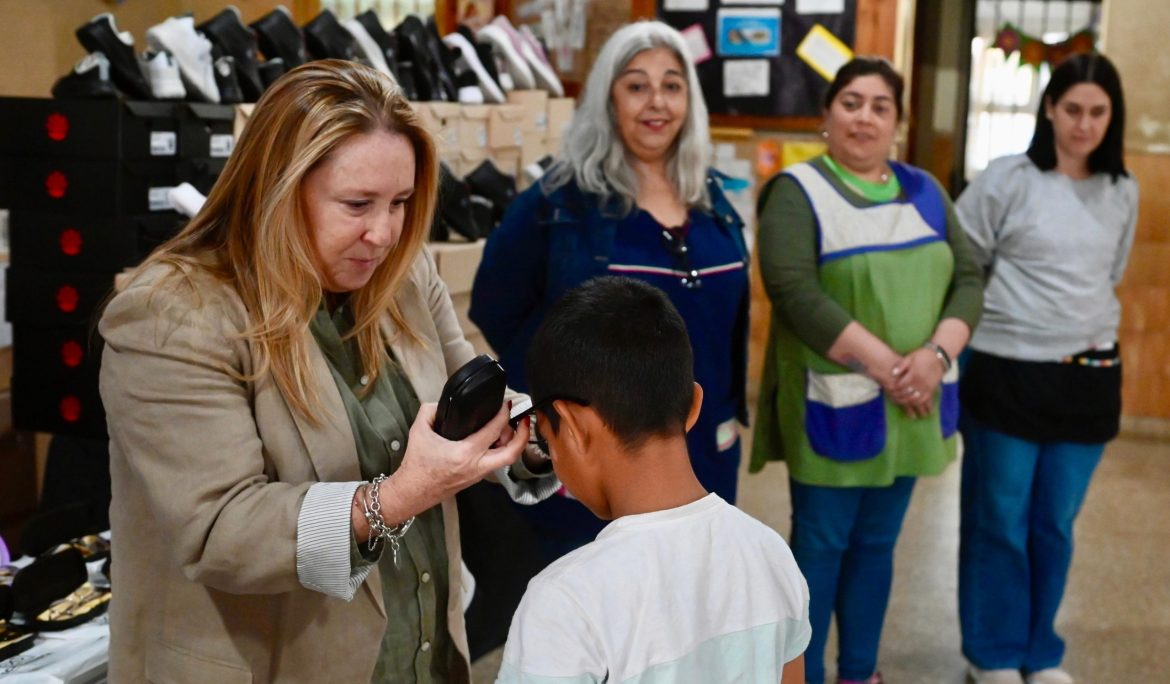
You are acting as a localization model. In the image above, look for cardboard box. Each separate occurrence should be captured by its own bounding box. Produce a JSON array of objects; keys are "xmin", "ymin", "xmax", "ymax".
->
[
  {"xmin": 489, "ymin": 147, "xmax": 521, "ymax": 178},
  {"xmin": 521, "ymin": 138, "xmax": 549, "ymax": 168},
  {"xmin": 505, "ymin": 90, "xmax": 550, "ymax": 136},
  {"xmin": 447, "ymin": 291, "xmax": 480, "ymax": 337},
  {"xmin": 414, "ymin": 102, "xmax": 461, "ymax": 156},
  {"xmin": 0, "ymin": 97, "xmax": 180, "ymax": 160},
  {"xmin": 487, "ymin": 105, "xmax": 525, "ymax": 150},
  {"xmin": 455, "ymin": 147, "xmax": 489, "ymax": 178},
  {"xmin": 234, "ymin": 103, "xmax": 255, "ymax": 139},
  {"xmin": 546, "ymin": 97, "xmax": 575, "ymax": 141},
  {"xmin": 457, "ymin": 104, "xmax": 492, "ymax": 150},
  {"xmin": 429, "ymin": 239, "xmax": 486, "ymax": 296}
]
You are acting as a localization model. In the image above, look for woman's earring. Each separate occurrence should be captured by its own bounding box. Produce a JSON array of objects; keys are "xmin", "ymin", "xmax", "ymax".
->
[{"xmin": 821, "ymin": 130, "xmax": 829, "ymax": 139}]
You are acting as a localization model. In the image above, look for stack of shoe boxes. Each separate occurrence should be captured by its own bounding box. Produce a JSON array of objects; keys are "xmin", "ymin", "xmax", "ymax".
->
[
  {"xmin": 506, "ymin": 90, "xmax": 548, "ymax": 183},
  {"xmin": 0, "ymin": 97, "xmax": 234, "ymax": 437}
]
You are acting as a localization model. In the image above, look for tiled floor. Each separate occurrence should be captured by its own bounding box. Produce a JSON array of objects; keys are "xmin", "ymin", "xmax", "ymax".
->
[{"xmin": 471, "ymin": 433, "xmax": 1170, "ymax": 682}]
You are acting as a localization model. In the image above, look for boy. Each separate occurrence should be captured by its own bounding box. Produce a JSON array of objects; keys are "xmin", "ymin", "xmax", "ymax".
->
[{"xmin": 497, "ymin": 276, "xmax": 810, "ymax": 683}]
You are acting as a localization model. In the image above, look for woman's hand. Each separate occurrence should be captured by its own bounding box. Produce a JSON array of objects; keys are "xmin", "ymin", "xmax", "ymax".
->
[
  {"xmin": 372, "ymin": 403, "xmax": 529, "ymax": 527},
  {"xmin": 891, "ymin": 348, "xmax": 945, "ymax": 418}
]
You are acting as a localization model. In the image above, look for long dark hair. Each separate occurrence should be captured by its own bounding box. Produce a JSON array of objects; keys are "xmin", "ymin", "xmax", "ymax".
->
[{"xmin": 1027, "ymin": 53, "xmax": 1128, "ymax": 181}]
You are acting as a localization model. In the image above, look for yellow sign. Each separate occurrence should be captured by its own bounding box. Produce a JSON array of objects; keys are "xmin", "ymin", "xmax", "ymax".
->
[{"xmin": 796, "ymin": 24, "xmax": 853, "ymax": 82}]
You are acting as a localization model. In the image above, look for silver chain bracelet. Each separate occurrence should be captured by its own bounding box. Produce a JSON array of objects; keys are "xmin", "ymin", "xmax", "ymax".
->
[{"xmin": 362, "ymin": 473, "xmax": 415, "ymax": 566}]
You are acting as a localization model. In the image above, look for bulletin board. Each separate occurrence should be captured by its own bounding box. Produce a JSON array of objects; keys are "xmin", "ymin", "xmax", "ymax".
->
[{"xmin": 654, "ymin": 0, "xmax": 857, "ymax": 126}]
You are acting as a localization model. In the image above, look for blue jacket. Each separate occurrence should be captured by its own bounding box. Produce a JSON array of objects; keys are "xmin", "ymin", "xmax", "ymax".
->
[{"xmin": 469, "ymin": 169, "xmax": 750, "ymax": 424}]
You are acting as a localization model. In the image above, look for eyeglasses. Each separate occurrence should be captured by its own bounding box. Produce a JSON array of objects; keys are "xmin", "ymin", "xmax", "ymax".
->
[
  {"xmin": 660, "ymin": 228, "xmax": 702, "ymax": 290},
  {"xmin": 509, "ymin": 394, "xmax": 591, "ymax": 455}
]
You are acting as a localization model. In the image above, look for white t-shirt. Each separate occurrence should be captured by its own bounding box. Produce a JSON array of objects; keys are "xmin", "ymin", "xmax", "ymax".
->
[{"xmin": 496, "ymin": 494, "xmax": 811, "ymax": 683}]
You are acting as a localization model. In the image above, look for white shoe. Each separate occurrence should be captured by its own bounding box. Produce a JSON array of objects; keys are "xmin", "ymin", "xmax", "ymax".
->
[
  {"xmin": 516, "ymin": 23, "xmax": 563, "ymax": 96},
  {"xmin": 141, "ymin": 50, "xmax": 186, "ymax": 99},
  {"xmin": 146, "ymin": 16, "xmax": 220, "ymax": 103},
  {"xmin": 477, "ymin": 24, "xmax": 535, "ymax": 90},
  {"xmin": 167, "ymin": 182, "xmax": 207, "ymax": 218},
  {"xmin": 968, "ymin": 665, "xmax": 1024, "ymax": 684},
  {"xmin": 442, "ymin": 32, "xmax": 505, "ymax": 103},
  {"xmin": 1026, "ymin": 669, "xmax": 1073, "ymax": 684},
  {"xmin": 341, "ymin": 18, "xmax": 394, "ymax": 79},
  {"xmin": 456, "ymin": 85, "xmax": 485, "ymax": 104}
]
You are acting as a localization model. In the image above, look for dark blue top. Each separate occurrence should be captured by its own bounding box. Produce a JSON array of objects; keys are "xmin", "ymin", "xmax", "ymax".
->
[{"xmin": 469, "ymin": 170, "xmax": 750, "ymax": 548}]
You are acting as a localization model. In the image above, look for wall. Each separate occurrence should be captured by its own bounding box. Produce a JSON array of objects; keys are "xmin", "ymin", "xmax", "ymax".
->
[
  {"xmin": 0, "ymin": 0, "xmax": 296, "ymax": 98},
  {"xmin": 1102, "ymin": 0, "xmax": 1170, "ymax": 422}
]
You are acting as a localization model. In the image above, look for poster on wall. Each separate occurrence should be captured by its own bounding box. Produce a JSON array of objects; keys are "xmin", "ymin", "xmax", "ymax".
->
[{"xmin": 657, "ymin": 0, "xmax": 856, "ymax": 117}]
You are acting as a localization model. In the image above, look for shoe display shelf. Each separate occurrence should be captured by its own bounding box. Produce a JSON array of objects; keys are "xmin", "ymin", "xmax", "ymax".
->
[{"xmin": 0, "ymin": 97, "xmax": 234, "ymax": 438}]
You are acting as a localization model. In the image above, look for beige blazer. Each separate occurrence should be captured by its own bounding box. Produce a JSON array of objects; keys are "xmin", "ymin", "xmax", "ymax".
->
[{"xmin": 99, "ymin": 247, "xmax": 483, "ymax": 683}]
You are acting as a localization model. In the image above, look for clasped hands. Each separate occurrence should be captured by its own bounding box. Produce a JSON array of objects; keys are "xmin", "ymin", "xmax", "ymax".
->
[{"xmin": 880, "ymin": 347, "xmax": 946, "ymax": 419}]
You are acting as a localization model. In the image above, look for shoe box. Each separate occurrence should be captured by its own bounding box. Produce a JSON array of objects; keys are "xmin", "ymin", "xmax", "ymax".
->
[
  {"xmin": 0, "ymin": 156, "xmax": 226, "ymax": 215},
  {"xmin": 505, "ymin": 90, "xmax": 549, "ymax": 139},
  {"xmin": 546, "ymin": 97, "xmax": 574, "ymax": 143},
  {"xmin": 0, "ymin": 97, "xmax": 232, "ymax": 439},
  {"xmin": 9, "ymin": 210, "xmax": 185, "ymax": 272},
  {"xmin": 178, "ymin": 103, "xmax": 237, "ymax": 159},
  {"xmin": 6, "ymin": 269, "xmax": 116, "ymax": 327},
  {"xmin": 414, "ymin": 102, "xmax": 461, "ymax": 162},
  {"xmin": 11, "ymin": 325, "xmax": 106, "ymax": 437},
  {"xmin": 0, "ymin": 97, "xmax": 236, "ymax": 161}
]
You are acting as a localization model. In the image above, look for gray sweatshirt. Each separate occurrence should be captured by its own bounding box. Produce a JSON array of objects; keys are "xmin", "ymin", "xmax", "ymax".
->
[{"xmin": 955, "ymin": 154, "xmax": 1139, "ymax": 361}]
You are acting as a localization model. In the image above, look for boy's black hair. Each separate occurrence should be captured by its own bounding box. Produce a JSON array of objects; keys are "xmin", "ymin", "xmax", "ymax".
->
[
  {"xmin": 525, "ymin": 276, "xmax": 694, "ymax": 449},
  {"xmin": 1027, "ymin": 52, "xmax": 1128, "ymax": 182},
  {"xmin": 823, "ymin": 56, "xmax": 905, "ymax": 120}
]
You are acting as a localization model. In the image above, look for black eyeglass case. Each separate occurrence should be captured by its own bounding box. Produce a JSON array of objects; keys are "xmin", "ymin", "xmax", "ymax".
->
[{"xmin": 433, "ymin": 354, "xmax": 507, "ymax": 441}]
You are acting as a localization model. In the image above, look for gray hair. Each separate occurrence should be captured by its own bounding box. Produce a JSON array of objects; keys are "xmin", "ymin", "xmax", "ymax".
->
[{"xmin": 543, "ymin": 21, "xmax": 711, "ymax": 213}]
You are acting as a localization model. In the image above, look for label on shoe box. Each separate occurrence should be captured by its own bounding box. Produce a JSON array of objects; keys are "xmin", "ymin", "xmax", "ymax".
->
[
  {"xmin": 148, "ymin": 187, "xmax": 175, "ymax": 212},
  {"xmin": 150, "ymin": 132, "xmax": 177, "ymax": 156},
  {"xmin": 210, "ymin": 134, "xmax": 235, "ymax": 158}
]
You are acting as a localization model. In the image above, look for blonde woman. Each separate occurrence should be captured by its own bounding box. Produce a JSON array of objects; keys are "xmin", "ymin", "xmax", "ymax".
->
[{"xmin": 99, "ymin": 60, "xmax": 556, "ymax": 683}]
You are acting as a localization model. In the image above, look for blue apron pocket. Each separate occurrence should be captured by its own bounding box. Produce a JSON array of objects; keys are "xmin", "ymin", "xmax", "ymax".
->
[
  {"xmin": 939, "ymin": 363, "xmax": 960, "ymax": 438},
  {"xmin": 804, "ymin": 370, "xmax": 886, "ymax": 461}
]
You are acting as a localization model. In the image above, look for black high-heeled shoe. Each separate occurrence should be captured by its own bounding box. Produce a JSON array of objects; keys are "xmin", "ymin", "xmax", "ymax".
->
[
  {"xmin": 0, "ymin": 586, "xmax": 36, "ymax": 664},
  {"xmin": 250, "ymin": 6, "xmax": 307, "ymax": 68},
  {"xmin": 303, "ymin": 9, "xmax": 361, "ymax": 61},
  {"xmin": 198, "ymin": 7, "xmax": 264, "ymax": 101}
]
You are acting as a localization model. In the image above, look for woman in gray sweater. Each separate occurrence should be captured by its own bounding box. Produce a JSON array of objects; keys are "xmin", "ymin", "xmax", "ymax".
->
[{"xmin": 955, "ymin": 53, "xmax": 1138, "ymax": 684}]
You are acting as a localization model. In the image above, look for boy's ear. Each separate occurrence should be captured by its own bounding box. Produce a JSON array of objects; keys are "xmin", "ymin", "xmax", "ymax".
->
[
  {"xmin": 686, "ymin": 382, "xmax": 704, "ymax": 432},
  {"xmin": 552, "ymin": 399, "xmax": 594, "ymax": 455}
]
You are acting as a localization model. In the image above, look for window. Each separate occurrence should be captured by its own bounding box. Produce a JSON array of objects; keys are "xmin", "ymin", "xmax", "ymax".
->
[{"xmin": 964, "ymin": 0, "xmax": 1101, "ymax": 180}]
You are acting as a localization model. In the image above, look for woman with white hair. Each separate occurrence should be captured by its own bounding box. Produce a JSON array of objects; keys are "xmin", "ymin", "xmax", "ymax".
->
[{"xmin": 471, "ymin": 20, "xmax": 749, "ymax": 559}]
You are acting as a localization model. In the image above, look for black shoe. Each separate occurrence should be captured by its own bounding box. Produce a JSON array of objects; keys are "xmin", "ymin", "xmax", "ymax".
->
[
  {"xmin": 52, "ymin": 52, "xmax": 119, "ymax": 99},
  {"xmin": 214, "ymin": 56, "xmax": 244, "ymax": 104},
  {"xmin": 426, "ymin": 17, "xmax": 468, "ymax": 97},
  {"xmin": 435, "ymin": 162, "xmax": 483, "ymax": 241},
  {"xmin": 75, "ymin": 13, "xmax": 153, "ymax": 99},
  {"xmin": 250, "ymin": 6, "xmax": 307, "ymax": 68},
  {"xmin": 258, "ymin": 57, "xmax": 287, "ymax": 88},
  {"xmin": 469, "ymin": 195, "xmax": 495, "ymax": 237},
  {"xmin": 198, "ymin": 7, "xmax": 264, "ymax": 101},
  {"xmin": 303, "ymin": 9, "xmax": 361, "ymax": 61},
  {"xmin": 0, "ymin": 586, "xmax": 36, "ymax": 663},
  {"xmin": 395, "ymin": 15, "xmax": 455, "ymax": 101},
  {"xmin": 354, "ymin": 10, "xmax": 417, "ymax": 99},
  {"xmin": 465, "ymin": 159, "xmax": 516, "ymax": 225},
  {"xmin": 458, "ymin": 25, "xmax": 504, "ymax": 94}
]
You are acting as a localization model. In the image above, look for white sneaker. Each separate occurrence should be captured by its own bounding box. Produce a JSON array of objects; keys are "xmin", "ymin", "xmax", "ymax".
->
[
  {"xmin": 1026, "ymin": 669, "xmax": 1074, "ymax": 684},
  {"xmin": 968, "ymin": 665, "xmax": 1024, "ymax": 684},
  {"xmin": 517, "ymin": 23, "xmax": 563, "ymax": 96},
  {"xmin": 141, "ymin": 50, "xmax": 186, "ymax": 99},
  {"xmin": 490, "ymin": 16, "xmax": 562, "ymax": 96},
  {"xmin": 146, "ymin": 16, "xmax": 220, "ymax": 103},
  {"xmin": 442, "ymin": 32, "xmax": 505, "ymax": 103},
  {"xmin": 341, "ymin": 18, "xmax": 394, "ymax": 79},
  {"xmin": 456, "ymin": 85, "xmax": 485, "ymax": 104},
  {"xmin": 477, "ymin": 24, "xmax": 535, "ymax": 90}
]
